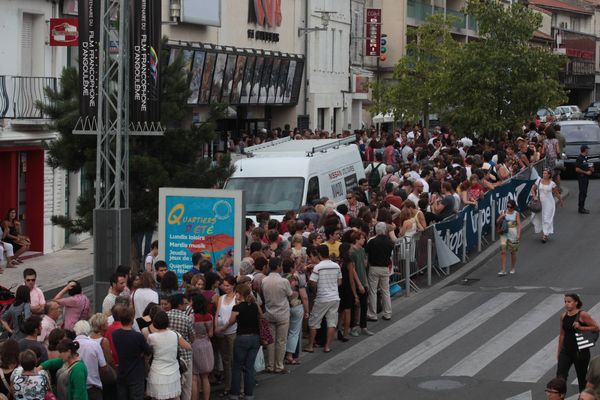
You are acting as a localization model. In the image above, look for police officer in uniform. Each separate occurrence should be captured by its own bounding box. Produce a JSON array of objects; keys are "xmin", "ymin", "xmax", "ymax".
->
[{"xmin": 575, "ymin": 145, "xmax": 593, "ymax": 214}]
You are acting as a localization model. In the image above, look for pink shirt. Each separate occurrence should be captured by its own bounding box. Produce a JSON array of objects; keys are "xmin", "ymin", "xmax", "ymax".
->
[
  {"xmin": 61, "ymin": 294, "xmax": 90, "ymax": 331},
  {"xmin": 29, "ymin": 286, "xmax": 46, "ymax": 309}
]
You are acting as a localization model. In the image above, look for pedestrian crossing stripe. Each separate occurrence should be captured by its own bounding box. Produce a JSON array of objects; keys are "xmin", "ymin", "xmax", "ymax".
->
[
  {"xmin": 309, "ymin": 290, "xmax": 600, "ymax": 385},
  {"xmin": 309, "ymin": 290, "xmax": 473, "ymax": 374},
  {"xmin": 373, "ymin": 292, "xmax": 525, "ymax": 377}
]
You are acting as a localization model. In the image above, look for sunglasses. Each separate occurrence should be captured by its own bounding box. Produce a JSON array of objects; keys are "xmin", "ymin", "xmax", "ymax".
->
[
  {"xmin": 26, "ymin": 278, "xmax": 36, "ymax": 282},
  {"xmin": 507, "ymin": 205, "xmax": 513, "ymax": 209}
]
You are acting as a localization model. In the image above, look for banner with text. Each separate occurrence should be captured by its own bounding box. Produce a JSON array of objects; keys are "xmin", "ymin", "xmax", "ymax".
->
[
  {"xmin": 130, "ymin": 0, "xmax": 161, "ymax": 126},
  {"xmin": 158, "ymin": 188, "xmax": 244, "ymax": 280},
  {"xmin": 435, "ymin": 177, "xmax": 536, "ymax": 259},
  {"xmin": 78, "ymin": 0, "xmax": 100, "ymax": 119}
]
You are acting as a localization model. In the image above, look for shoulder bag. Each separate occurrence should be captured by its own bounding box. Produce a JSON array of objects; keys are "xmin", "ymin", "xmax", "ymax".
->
[
  {"xmin": 527, "ymin": 181, "xmax": 542, "ymax": 213},
  {"xmin": 259, "ymin": 317, "xmax": 274, "ymax": 345},
  {"xmin": 575, "ymin": 311, "xmax": 599, "ymax": 351}
]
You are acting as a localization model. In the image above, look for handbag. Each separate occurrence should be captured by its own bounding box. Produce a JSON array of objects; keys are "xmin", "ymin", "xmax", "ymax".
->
[
  {"xmin": 254, "ymin": 346, "xmax": 265, "ymax": 372},
  {"xmin": 175, "ymin": 333, "xmax": 188, "ymax": 374},
  {"xmin": 259, "ymin": 318, "xmax": 274, "ymax": 345},
  {"xmin": 496, "ymin": 219, "xmax": 508, "ymax": 235},
  {"xmin": 575, "ymin": 311, "xmax": 599, "ymax": 351},
  {"xmin": 527, "ymin": 181, "xmax": 542, "ymax": 213}
]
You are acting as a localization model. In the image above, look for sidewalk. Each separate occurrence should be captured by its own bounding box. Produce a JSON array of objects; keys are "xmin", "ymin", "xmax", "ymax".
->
[{"xmin": 1, "ymin": 238, "xmax": 93, "ymax": 293}]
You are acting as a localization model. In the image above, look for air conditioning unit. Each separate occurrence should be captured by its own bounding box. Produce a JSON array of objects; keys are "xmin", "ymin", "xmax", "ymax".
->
[{"xmin": 559, "ymin": 21, "xmax": 568, "ymax": 29}]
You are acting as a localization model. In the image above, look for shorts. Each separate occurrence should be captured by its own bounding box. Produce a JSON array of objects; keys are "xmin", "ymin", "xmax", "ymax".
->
[
  {"xmin": 308, "ymin": 300, "xmax": 340, "ymax": 329},
  {"xmin": 500, "ymin": 237, "xmax": 519, "ymax": 253}
]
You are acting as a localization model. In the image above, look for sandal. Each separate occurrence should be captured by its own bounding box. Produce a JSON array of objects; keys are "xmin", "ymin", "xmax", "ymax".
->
[
  {"xmin": 285, "ymin": 358, "xmax": 301, "ymax": 365},
  {"xmin": 218, "ymin": 391, "xmax": 229, "ymax": 398},
  {"xmin": 274, "ymin": 368, "xmax": 289, "ymax": 374},
  {"xmin": 302, "ymin": 347, "xmax": 314, "ymax": 353}
]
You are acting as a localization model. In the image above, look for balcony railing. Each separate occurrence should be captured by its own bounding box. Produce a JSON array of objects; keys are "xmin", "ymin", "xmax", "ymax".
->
[{"xmin": 0, "ymin": 75, "xmax": 58, "ymax": 119}]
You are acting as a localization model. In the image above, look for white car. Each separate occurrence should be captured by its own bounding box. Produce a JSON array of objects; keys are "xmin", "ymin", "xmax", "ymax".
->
[
  {"xmin": 536, "ymin": 107, "xmax": 555, "ymax": 123},
  {"xmin": 554, "ymin": 106, "xmax": 573, "ymax": 121},
  {"xmin": 567, "ymin": 105, "xmax": 583, "ymax": 120}
]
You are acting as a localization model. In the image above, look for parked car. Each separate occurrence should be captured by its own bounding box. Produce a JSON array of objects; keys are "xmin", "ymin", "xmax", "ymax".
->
[
  {"xmin": 588, "ymin": 101, "xmax": 600, "ymax": 109},
  {"xmin": 584, "ymin": 106, "xmax": 600, "ymax": 120},
  {"xmin": 568, "ymin": 105, "xmax": 583, "ymax": 120},
  {"xmin": 536, "ymin": 107, "xmax": 555, "ymax": 123},
  {"xmin": 556, "ymin": 120, "xmax": 600, "ymax": 177},
  {"xmin": 554, "ymin": 106, "xmax": 572, "ymax": 121}
]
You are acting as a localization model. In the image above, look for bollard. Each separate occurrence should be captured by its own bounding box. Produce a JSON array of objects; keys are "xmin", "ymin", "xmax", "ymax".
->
[
  {"xmin": 491, "ymin": 198, "xmax": 496, "ymax": 242},
  {"xmin": 477, "ymin": 209, "xmax": 482, "ymax": 253},
  {"xmin": 405, "ymin": 240, "xmax": 411, "ymax": 297},
  {"xmin": 427, "ymin": 238, "xmax": 432, "ymax": 286}
]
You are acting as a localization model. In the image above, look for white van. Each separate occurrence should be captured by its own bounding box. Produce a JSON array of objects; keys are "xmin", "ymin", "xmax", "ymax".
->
[{"xmin": 224, "ymin": 136, "xmax": 365, "ymax": 219}]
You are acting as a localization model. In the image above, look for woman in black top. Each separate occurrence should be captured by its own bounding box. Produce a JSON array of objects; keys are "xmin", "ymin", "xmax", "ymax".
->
[
  {"xmin": 217, "ymin": 284, "xmax": 261, "ymax": 400},
  {"xmin": 557, "ymin": 293, "xmax": 599, "ymax": 393}
]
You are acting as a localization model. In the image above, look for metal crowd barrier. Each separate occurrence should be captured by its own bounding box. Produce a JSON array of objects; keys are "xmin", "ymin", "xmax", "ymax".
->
[{"xmin": 389, "ymin": 158, "xmax": 547, "ymax": 297}]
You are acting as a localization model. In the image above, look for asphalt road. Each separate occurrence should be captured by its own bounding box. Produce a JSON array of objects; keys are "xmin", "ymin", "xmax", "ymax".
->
[{"xmin": 255, "ymin": 179, "xmax": 600, "ymax": 400}]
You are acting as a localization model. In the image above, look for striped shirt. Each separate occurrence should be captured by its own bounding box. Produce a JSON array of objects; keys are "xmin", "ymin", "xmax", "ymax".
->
[{"xmin": 309, "ymin": 260, "xmax": 342, "ymax": 303}]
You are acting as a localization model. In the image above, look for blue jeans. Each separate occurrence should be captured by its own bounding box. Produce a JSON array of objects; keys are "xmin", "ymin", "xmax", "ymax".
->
[
  {"xmin": 286, "ymin": 305, "xmax": 304, "ymax": 353},
  {"xmin": 230, "ymin": 334, "xmax": 260, "ymax": 399}
]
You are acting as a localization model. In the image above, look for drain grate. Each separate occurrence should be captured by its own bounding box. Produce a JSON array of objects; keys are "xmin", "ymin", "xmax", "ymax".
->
[{"xmin": 461, "ymin": 278, "xmax": 480, "ymax": 286}]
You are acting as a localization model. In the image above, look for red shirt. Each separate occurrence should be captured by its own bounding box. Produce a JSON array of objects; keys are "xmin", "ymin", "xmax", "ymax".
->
[{"xmin": 105, "ymin": 321, "xmax": 123, "ymax": 365}]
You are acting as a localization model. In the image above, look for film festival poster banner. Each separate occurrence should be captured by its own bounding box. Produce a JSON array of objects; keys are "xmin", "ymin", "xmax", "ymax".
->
[
  {"xmin": 78, "ymin": 0, "xmax": 100, "ymax": 119},
  {"xmin": 435, "ymin": 177, "xmax": 536, "ymax": 260},
  {"xmin": 158, "ymin": 188, "xmax": 245, "ymax": 280},
  {"xmin": 131, "ymin": 0, "xmax": 161, "ymax": 125}
]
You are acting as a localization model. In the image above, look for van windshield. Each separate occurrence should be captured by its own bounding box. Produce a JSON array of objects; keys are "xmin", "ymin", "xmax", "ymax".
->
[{"xmin": 225, "ymin": 177, "xmax": 305, "ymax": 214}]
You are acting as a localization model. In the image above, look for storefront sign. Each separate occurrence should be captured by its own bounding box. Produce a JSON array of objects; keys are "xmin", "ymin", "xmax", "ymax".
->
[
  {"xmin": 366, "ymin": 8, "xmax": 381, "ymax": 57},
  {"xmin": 78, "ymin": 0, "xmax": 100, "ymax": 119},
  {"xmin": 49, "ymin": 18, "xmax": 79, "ymax": 46},
  {"xmin": 354, "ymin": 76, "xmax": 369, "ymax": 93},
  {"xmin": 247, "ymin": 29, "xmax": 280, "ymax": 42},
  {"xmin": 130, "ymin": 0, "xmax": 161, "ymax": 125},
  {"xmin": 159, "ymin": 188, "xmax": 244, "ymax": 280}
]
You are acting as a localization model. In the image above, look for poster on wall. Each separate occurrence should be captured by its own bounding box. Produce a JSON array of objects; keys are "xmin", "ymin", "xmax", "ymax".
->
[
  {"xmin": 275, "ymin": 59, "xmax": 289, "ymax": 104},
  {"xmin": 158, "ymin": 188, "xmax": 244, "ymax": 280},
  {"xmin": 290, "ymin": 59, "xmax": 304, "ymax": 104},
  {"xmin": 283, "ymin": 60, "xmax": 296, "ymax": 103},
  {"xmin": 267, "ymin": 58, "xmax": 280, "ymax": 104},
  {"xmin": 221, "ymin": 54, "xmax": 237, "ymax": 103},
  {"xmin": 240, "ymin": 55, "xmax": 255, "ymax": 104},
  {"xmin": 78, "ymin": 0, "xmax": 100, "ymax": 119},
  {"xmin": 130, "ymin": 0, "xmax": 161, "ymax": 125},
  {"xmin": 250, "ymin": 56, "xmax": 264, "ymax": 103},
  {"xmin": 210, "ymin": 53, "xmax": 228, "ymax": 103},
  {"xmin": 168, "ymin": 47, "xmax": 182, "ymax": 65},
  {"xmin": 188, "ymin": 51, "xmax": 206, "ymax": 105},
  {"xmin": 231, "ymin": 55, "xmax": 247, "ymax": 104},
  {"xmin": 258, "ymin": 57, "xmax": 273, "ymax": 104},
  {"xmin": 199, "ymin": 52, "xmax": 216, "ymax": 104}
]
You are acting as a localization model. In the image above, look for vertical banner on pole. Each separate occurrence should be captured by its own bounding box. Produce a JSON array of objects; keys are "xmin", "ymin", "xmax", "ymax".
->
[
  {"xmin": 365, "ymin": 8, "xmax": 381, "ymax": 57},
  {"xmin": 78, "ymin": 0, "xmax": 100, "ymax": 119},
  {"xmin": 130, "ymin": 0, "xmax": 161, "ymax": 125}
]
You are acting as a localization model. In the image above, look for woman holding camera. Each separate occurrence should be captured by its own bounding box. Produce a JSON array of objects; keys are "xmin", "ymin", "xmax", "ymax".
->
[{"xmin": 496, "ymin": 199, "xmax": 521, "ymax": 276}]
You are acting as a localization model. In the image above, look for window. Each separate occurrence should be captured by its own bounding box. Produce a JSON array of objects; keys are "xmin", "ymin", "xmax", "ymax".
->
[
  {"xmin": 307, "ymin": 176, "xmax": 320, "ymax": 205},
  {"xmin": 224, "ymin": 177, "xmax": 305, "ymax": 214}
]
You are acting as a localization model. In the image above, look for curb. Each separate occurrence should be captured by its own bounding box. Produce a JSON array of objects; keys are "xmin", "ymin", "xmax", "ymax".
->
[{"xmin": 389, "ymin": 187, "xmax": 570, "ymax": 308}]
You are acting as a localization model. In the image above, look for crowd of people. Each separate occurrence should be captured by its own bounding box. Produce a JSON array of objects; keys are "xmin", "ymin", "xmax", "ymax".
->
[{"xmin": 0, "ymin": 118, "xmax": 593, "ymax": 400}]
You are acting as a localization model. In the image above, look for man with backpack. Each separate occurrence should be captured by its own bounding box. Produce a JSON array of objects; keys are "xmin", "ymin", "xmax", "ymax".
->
[{"xmin": 364, "ymin": 153, "xmax": 387, "ymax": 190}]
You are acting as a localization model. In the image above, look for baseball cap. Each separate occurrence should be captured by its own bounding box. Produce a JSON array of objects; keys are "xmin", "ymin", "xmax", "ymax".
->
[{"xmin": 581, "ymin": 145, "xmax": 590, "ymax": 151}]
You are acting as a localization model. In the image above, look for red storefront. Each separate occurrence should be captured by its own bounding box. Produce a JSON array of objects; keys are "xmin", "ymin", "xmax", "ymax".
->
[{"xmin": 0, "ymin": 146, "xmax": 45, "ymax": 252}]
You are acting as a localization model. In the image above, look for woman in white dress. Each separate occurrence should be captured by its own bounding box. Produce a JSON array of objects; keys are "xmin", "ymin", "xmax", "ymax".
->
[
  {"xmin": 531, "ymin": 169, "xmax": 563, "ymax": 243},
  {"xmin": 146, "ymin": 311, "xmax": 192, "ymax": 400}
]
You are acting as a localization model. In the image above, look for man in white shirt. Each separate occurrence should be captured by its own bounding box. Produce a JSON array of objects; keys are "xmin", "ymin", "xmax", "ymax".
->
[
  {"xmin": 102, "ymin": 273, "xmax": 127, "ymax": 315},
  {"xmin": 144, "ymin": 240, "xmax": 158, "ymax": 272},
  {"xmin": 37, "ymin": 300, "xmax": 60, "ymax": 346},
  {"xmin": 304, "ymin": 245, "xmax": 342, "ymax": 354},
  {"xmin": 408, "ymin": 181, "xmax": 424, "ymax": 205},
  {"xmin": 73, "ymin": 320, "xmax": 108, "ymax": 400}
]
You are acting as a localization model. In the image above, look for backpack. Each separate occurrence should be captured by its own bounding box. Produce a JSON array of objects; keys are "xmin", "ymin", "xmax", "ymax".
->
[
  {"xmin": 368, "ymin": 162, "xmax": 383, "ymax": 188},
  {"xmin": 16, "ymin": 305, "xmax": 26, "ymax": 332}
]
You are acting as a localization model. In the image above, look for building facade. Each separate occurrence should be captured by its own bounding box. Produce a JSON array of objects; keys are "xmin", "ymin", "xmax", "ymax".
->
[{"xmin": 0, "ymin": 0, "xmax": 85, "ymax": 254}]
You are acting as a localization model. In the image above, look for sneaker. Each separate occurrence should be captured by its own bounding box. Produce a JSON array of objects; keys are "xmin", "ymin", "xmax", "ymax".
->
[
  {"xmin": 497, "ymin": 271, "xmax": 506, "ymax": 276},
  {"xmin": 509, "ymin": 269, "xmax": 516, "ymax": 275},
  {"xmin": 361, "ymin": 328, "xmax": 375, "ymax": 336},
  {"xmin": 350, "ymin": 327, "xmax": 360, "ymax": 337}
]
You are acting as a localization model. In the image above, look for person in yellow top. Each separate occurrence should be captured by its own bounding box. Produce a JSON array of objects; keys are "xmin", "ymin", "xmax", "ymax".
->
[{"xmin": 323, "ymin": 226, "xmax": 341, "ymax": 260}]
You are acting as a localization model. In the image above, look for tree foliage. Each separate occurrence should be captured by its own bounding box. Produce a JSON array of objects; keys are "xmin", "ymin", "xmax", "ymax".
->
[
  {"xmin": 443, "ymin": 0, "xmax": 567, "ymax": 136},
  {"xmin": 372, "ymin": 14, "xmax": 457, "ymax": 125},
  {"xmin": 39, "ymin": 37, "xmax": 234, "ymax": 236},
  {"xmin": 376, "ymin": 0, "xmax": 567, "ymax": 137}
]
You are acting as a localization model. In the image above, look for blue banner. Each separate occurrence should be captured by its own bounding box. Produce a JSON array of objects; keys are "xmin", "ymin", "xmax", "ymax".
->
[
  {"xmin": 165, "ymin": 195, "xmax": 237, "ymax": 279},
  {"xmin": 434, "ymin": 177, "xmax": 536, "ymax": 260}
]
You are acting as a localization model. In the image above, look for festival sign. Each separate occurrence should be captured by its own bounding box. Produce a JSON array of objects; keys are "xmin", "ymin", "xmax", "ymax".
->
[
  {"xmin": 78, "ymin": 0, "xmax": 100, "ymax": 119},
  {"xmin": 130, "ymin": 0, "xmax": 161, "ymax": 125},
  {"xmin": 159, "ymin": 188, "xmax": 245, "ymax": 280}
]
